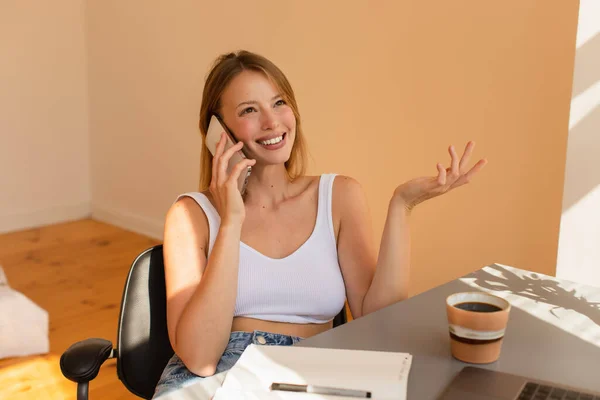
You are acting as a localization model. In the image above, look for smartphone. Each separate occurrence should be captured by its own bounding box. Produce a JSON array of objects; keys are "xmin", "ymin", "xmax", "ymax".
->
[{"xmin": 205, "ymin": 115, "xmax": 251, "ymax": 196}]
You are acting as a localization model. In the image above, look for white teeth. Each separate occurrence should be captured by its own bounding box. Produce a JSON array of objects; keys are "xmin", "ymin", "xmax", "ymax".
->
[{"xmin": 259, "ymin": 135, "xmax": 283, "ymax": 145}]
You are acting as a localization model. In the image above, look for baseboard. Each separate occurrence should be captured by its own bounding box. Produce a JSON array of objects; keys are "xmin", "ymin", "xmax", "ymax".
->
[
  {"xmin": 0, "ymin": 203, "xmax": 92, "ymax": 235},
  {"xmin": 91, "ymin": 204, "xmax": 164, "ymax": 241}
]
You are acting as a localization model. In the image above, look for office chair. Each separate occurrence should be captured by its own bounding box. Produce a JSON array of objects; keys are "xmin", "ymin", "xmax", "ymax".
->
[{"xmin": 59, "ymin": 245, "xmax": 348, "ymax": 400}]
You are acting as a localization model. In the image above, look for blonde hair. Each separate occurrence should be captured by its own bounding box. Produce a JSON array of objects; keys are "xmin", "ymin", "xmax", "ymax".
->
[{"xmin": 198, "ymin": 50, "xmax": 307, "ymax": 191}]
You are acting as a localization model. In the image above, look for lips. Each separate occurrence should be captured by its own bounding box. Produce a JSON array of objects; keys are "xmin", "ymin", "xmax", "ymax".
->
[
  {"xmin": 256, "ymin": 132, "xmax": 286, "ymax": 145},
  {"xmin": 256, "ymin": 132, "xmax": 287, "ymax": 150}
]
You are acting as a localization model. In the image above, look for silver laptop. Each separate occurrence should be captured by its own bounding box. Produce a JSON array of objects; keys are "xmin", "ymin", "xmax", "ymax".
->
[{"xmin": 439, "ymin": 366, "xmax": 600, "ymax": 400}]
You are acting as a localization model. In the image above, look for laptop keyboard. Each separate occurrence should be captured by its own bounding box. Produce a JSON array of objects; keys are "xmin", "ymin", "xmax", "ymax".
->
[{"xmin": 518, "ymin": 382, "xmax": 598, "ymax": 400}]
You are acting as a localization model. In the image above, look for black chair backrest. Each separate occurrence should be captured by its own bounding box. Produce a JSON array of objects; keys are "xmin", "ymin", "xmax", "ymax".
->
[
  {"xmin": 115, "ymin": 244, "xmax": 347, "ymax": 399},
  {"xmin": 117, "ymin": 245, "xmax": 173, "ymax": 399}
]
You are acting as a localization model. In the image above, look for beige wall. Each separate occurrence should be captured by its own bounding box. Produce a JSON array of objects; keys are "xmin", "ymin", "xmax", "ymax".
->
[
  {"xmin": 557, "ymin": 0, "xmax": 600, "ymax": 287},
  {"xmin": 0, "ymin": 1, "xmax": 91, "ymax": 234},
  {"xmin": 8, "ymin": 1, "xmax": 574, "ymax": 295}
]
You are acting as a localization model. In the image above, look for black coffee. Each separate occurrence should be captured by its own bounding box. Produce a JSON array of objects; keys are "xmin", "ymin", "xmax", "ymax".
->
[{"xmin": 454, "ymin": 302, "xmax": 502, "ymax": 313}]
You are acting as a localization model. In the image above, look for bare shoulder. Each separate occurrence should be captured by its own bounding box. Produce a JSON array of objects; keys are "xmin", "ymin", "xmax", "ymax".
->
[
  {"xmin": 332, "ymin": 175, "xmax": 368, "ymax": 238},
  {"xmin": 164, "ymin": 194, "xmax": 209, "ymax": 254},
  {"xmin": 166, "ymin": 195, "xmax": 206, "ymax": 226},
  {"xmin": 333, "ymin": 175, "xmax": 366, "ymax": 202}
]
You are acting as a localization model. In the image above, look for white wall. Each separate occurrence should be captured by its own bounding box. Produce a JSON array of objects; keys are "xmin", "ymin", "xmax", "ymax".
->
[
  {"xmin": 0, "ymin": 1, "xmax": 91, "ymax": 234},
  {"xmin": 556, "ymin": 0, "xmax": 600, "ymax": 286},
  {"xmin": 86, "ymin": 2, "xmax": 203, "ymax": 239}
]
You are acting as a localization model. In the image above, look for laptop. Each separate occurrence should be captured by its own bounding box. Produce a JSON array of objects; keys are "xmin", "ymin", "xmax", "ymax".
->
[{"xmin": 439, "ymin": 366, "xmax": 600, "ymax": 400}]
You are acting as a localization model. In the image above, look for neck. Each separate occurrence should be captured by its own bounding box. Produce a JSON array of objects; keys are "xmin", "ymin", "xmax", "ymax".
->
[{"xmin": 244, "ymin": 164, "xmax": 294, "ymax": 208}]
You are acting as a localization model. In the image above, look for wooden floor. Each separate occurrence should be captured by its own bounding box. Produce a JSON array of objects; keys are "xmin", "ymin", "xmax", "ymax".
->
[{"xmin": 0, "ymin": 219, "xmax": 160, "ymax": 400}]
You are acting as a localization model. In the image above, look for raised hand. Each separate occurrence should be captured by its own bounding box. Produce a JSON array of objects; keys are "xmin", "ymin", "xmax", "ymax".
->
[
  {"xmin": 209, "ymin": 132, "xmax": 256, "ymax": 224},
  {"xmin": 393, "ymin": 141, "xmax": 487, "ymax": 211}
]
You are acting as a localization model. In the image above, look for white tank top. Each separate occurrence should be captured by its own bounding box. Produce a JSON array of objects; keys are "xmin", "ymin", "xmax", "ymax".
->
[{"xmin": 176, "ymin": 174, "xmax": 347, "ymax": 324}]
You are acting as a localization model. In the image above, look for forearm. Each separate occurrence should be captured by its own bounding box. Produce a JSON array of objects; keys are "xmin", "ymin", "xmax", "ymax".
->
[
  {"xmin": 174, "ymin": 222, "xmax": 241, "ymax": 376},
  {"xmin": 362, "ymin": 199, "xmax": 411, "ymax": 316}
]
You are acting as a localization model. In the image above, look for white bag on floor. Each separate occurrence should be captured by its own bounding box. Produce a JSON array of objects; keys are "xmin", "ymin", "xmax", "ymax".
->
[{"xmin": 0, "ymin": 266, "xmax": 49, "ymax": 359}]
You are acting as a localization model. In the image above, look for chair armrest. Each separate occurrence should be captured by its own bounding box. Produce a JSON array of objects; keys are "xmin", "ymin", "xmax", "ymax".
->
[{"xmin": 60, "ymin": 338, "xmax": 114, "ymax": 383}]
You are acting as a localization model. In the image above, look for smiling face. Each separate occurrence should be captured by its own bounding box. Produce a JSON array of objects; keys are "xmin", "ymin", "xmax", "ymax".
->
[{"xmin": 218, "ymin": 69, "xmax": 297, "ymax": 167}]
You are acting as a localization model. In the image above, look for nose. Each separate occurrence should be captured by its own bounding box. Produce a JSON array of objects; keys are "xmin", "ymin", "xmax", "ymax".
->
[{"xmin": 260, "ymin": 109, "xmax": 279, "ymax": 131}]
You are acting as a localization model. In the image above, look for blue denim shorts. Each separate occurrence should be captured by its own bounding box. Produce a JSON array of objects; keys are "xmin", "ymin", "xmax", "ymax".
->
[{"xmin": 153, "ymin": 330, "xmax": 303, "ymax": 398}]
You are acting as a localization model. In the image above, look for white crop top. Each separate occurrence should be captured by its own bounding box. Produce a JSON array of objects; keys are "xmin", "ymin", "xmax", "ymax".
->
[{"xmin": 176, "ymin": 174, "xmax": 347, "ymax": 324}]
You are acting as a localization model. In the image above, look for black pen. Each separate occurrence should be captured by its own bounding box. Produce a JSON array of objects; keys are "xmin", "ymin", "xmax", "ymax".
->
[{"xmin": 270, "ymin": 382, "xmax": 372, "ymax": 398}]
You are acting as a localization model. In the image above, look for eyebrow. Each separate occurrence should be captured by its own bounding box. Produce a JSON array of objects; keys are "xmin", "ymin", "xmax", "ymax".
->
[{"xmin": 236, "ymin": 94, "xmax": 282, "ymax": 109}]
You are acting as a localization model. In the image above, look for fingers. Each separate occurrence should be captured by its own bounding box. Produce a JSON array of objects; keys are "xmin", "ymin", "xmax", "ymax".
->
[
  {"xmin": 458, "ymin": 141, "xmax": 475, "ymax": 172},
  {"xmin": 210, "ymin": 133, "xmax": 227, "ymax": 189},
  {"xmin": 426, "ymin": 142, "xmax": 486, "ymax": 198},
  {"xmin": 221, "ymin": 139, "xmax": 245, "ymax": 162},
  {"xmin": 216, "ymin": 137, "xmax": 244, "ymax": 185},
  {"xmin": 227, "ymin": 158, "xmax": 257, "ymax": 187},
  {"xmin": 451, "ymin": 158, "xmax": 487, "ymax": 188},
  {"xmin": 463, "ymin": 158, "xmax": 488, "ymax": 182},
  {"xmin": 439, "ymin": 141, "xmax": 484, "ymax": 190},
  {"xmin": 437, "ymin": 163, "xmax": 446, "ymax": 185},
  {"xmin": 447, "ymin": 145, "xmax": 460, "ymax": 183}
]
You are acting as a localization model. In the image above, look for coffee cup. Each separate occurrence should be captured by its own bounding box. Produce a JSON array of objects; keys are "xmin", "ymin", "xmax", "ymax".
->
[{"xmin": 446, "ymin": 291, "xmax": 511, "ymax": 364}]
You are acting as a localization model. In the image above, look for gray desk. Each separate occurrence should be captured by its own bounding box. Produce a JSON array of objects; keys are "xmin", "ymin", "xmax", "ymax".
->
[
  {"xmin": 298, "ymin": 264, "xmax": 600, "ymax": 398},
  {"xmin": 162, "ymin": 264, "xmax": 600, "ymax": 399}
]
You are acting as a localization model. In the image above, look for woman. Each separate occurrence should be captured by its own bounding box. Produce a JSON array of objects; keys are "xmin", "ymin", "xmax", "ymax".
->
[{"xmin": 154, "ymin": 50, "xmax": 487, "ymax": 397}]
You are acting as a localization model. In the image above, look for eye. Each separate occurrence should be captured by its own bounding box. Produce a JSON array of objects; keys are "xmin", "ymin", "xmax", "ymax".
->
[
  {"xmin": 274, "ymin": 99, "xmax": 286, "ymax": 107},
  {"xmin": 240, "ymin": 107, "xmax": 256, "ymax": 115}
]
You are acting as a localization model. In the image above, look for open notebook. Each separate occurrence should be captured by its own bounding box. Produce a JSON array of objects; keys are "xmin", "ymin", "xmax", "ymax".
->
[{"xmin": 211, "ymin": 344, "xmax": 412, "ymax": 400}]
